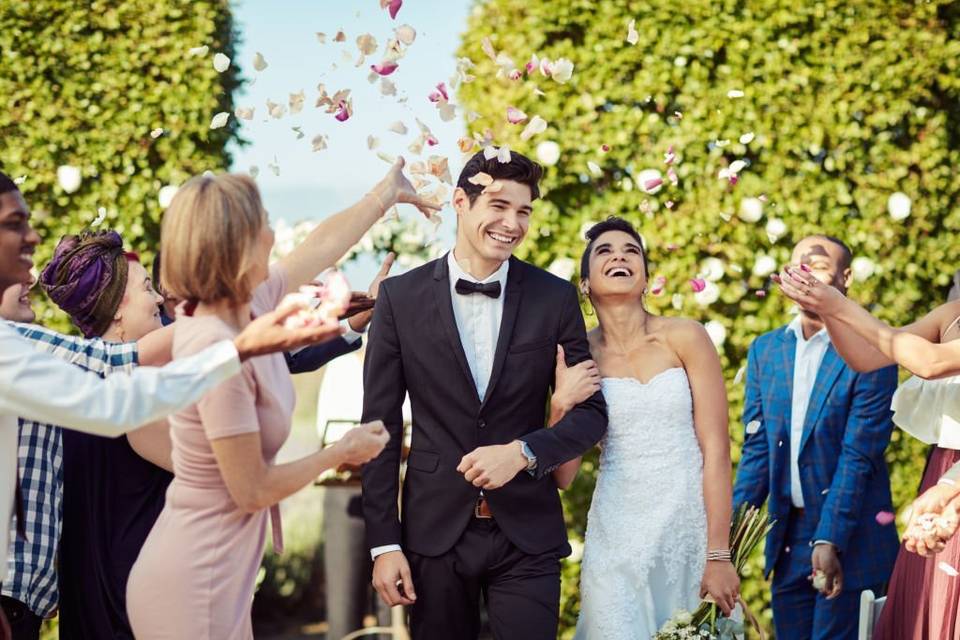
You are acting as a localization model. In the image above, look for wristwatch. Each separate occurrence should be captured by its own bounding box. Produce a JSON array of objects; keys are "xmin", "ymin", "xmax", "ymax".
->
[{"xmin": 519, "ymin": 440, "xmax": 538, "ymax": 473}]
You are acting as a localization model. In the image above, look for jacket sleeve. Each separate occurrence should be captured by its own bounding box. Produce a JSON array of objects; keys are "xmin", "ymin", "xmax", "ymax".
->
[
  {"xmin": 284, "ymin": 336, "xmax": 362, "ymax": 374},
  {"xmin": 360, "ymin": 282, "xmax": 407, "ymax": 549},
  {"xmin": 733, "ymin": 340, "xmax": 771, "ymax": 510},
  {"xmin": 519, "ymin": 285, "xmax": 608, "ymax": 480},
  {"xmin": 813, "ymin": 364, "xmax": 898, "ymax": 554}
]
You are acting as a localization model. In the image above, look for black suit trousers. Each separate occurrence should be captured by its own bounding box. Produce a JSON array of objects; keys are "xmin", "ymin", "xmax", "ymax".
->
[{"xmin": 407, "ymin": 518, "xmax": 562, "ymax": 640}]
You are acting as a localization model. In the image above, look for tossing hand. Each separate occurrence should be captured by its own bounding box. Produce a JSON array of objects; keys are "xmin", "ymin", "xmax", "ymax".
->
[
  {"xmin": 234, "ymin": 303, "xmax": 346, "ymax": 361},
  {"xmin": 333, "ymin": 421, "xmax": 389, "ymax": 467},
  {"xmin": 904, "ymin": 483, "xmax": 960, "ymax": 556},
  {"xmin": 772, "ymin": 265, "xmax": 847, "ymax": 317},
  {"xmin": 373, "ymin": 157, "xmax": 442, "ymax": 219},
  {"xmin": 348, "ymin": 253, "xmax": 396, "ymax": 333},
  {"xmin": 457, "ymin": 441, "xmax": 529, "ymax": 490}
]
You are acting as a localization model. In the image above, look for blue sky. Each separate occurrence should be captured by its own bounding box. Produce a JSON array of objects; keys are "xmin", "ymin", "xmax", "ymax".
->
[{"xmin": 230, "ymin": 1, "xmax": 472, "ymax": 214}]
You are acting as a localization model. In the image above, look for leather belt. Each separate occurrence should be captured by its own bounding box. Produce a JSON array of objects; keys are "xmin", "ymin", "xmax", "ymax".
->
[{"xmin": 475, "ymin": 496, "xmax": 493, "ymax": 519}]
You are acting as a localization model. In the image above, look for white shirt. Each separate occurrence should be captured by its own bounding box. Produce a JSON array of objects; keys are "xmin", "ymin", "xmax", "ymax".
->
[
  {"xmin": 786, "ymin": 315, "xmax": 831, "ymax": 508},
  {"xmin": 370, "ymin": 251, "xmax": 509, "ymax": 561},
  {"xmin": 0, "ymin": 322, "xmax": 242, "ymax": 584}
]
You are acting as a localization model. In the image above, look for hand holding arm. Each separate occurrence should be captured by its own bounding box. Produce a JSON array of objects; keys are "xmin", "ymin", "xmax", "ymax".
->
[{"xmin": 548, "ymin": 345, "xmax": 601, "ymax": 489}]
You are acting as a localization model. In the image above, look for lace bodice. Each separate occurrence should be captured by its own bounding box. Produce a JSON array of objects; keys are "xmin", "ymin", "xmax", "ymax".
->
[{"xmin": 575, "ymin": 367, "xmax": 708, "ymax": 639}]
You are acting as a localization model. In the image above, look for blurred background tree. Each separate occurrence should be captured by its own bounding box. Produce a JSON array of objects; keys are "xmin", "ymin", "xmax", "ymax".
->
[
  {"xmin": 0, "ymin": 0, "xmax": 243, "ymax": 332},
  {"xmin": 458, "ymin": 0, "xmax": 960, "ymax": 635}
]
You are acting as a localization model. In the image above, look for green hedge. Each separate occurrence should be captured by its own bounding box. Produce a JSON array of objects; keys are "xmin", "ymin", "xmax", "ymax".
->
[
  {"xmin": 0, "ymin": 0, "xmax": 243, "ymax": 331},
  {"xmin": 458, "ymin": 0, "xmax": 960, "ymax": 635}
]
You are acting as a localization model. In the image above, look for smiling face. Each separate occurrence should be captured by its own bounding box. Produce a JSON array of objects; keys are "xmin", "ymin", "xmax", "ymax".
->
[
  {"xmin": 106, "ymin": 260, "xmax": 164, "ymax": 341},
  {"xmin": 0, "ymin": 190, "xmax": 40, "ymax": 292},
  {"xmin": 0, "ymin": 282, "xmax": 35, "ymax": 323},
  {"xmin": 452, "ymin": 180, "xmax": 532, "ymax": 275},
  {"xmin": 583, "ymin": 230, "xmax": 649, "ymax": 302}
]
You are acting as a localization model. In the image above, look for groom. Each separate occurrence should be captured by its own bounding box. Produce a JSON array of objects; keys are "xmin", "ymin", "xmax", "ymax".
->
[{"xmin": 361, "ymin": 150, "xmax": 607, "ymax": 639}]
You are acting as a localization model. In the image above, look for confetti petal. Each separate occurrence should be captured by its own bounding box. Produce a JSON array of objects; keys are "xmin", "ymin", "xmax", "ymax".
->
[
  {"xmin": 12, "ymin": 175, "xmax": 26, "ymax": 185},
  {"xmin": 92, "ymin": 207, "xmax": 107, "ymax": 227},
  {"xmin": 875, "ymin": 511, "xmax": 895, "ymax": 526},
  {"xmin": 380, "ymin": 78, "xmax": 397, "ymax": 96},
  {"xmin": 188, "ymin": 45, "xmax": 209, "ymax": 57},
  {"xmin": 388, "ymin": 121, "xmax": 408, "ymax": 135},
  {"xmin": 249, "ymin": 165, "xmax": 260, "ymax": 178},
  {"xmin": 158, "ymin": 185, "xmax": 179, "ymax": 209},
  {"xmin": 311, "ymin": 134, "xmax": 328, "ymax": 152},
  {"xmin": 437, "ymin": 102, "xmax": 457, "ymax": 122},
  {"xmin": 483, "ymin": 145, "xmax": 498, "ymax": 160},
  {"xmin": 888, "ymin": 192, "xmax": 911, "ymax": 221},
  {"xmin": 626, "ymin": 19, "xmax": 639, "ymax": 45},
  {"xmin": 739, "ymin": 132, "xmax": 755, "ymax": 145},
  {"xmin": 733, "ymin": 366, "xmax": 746, "ymax": 384},
  {"xmin": 316, "ymin": 32, "xmax": 327, "ymax": 44},
  {"xmin": 467, "ymin": 172, "xmax": 494, "ymax": 186},
  {"xmin": 209, "ymin": 112, "xmax": 230, "ymax": 129},
  {"xmin": 458, "ymin": 136, "xmax": 477, "ymax": 153},
  {"xmin": 253, "ymin": 52, "xmax": 268, "ymax": 71},
  {"xmin": 356, "ymin": 33, "xmax": 378, "ymax": 56},
  {"xmin": 367, "ymin": 135, "xmax": 380, "ymax": 150},
  {"xmin": 428, "ymin": 82, "xmax": 449, "ymax": 103},
  {"xmin": 334, "ymin": 29, "xmax": 346, "ymax": 43},
  {"xmin": 587, "ymin": 161, "xmax": 602, "ymax": 176},
  {"xmin": 395, "ymin": 24, "xmax": 416, "ymax": 45},
  {"xmin": 650, "ymin": 275, "xmax": 666, "ymax": 296},
  {"xmin": 551, "ymin": 58, "xmax": 574, "ymax": 83},
  {"xmin": 497, "ymin": 145, "xmax": 512, "ymax": 163},
  {"xmin": 506, "ymin": 106, "xmax": 528, "ymax": 124},
  {"xmin": 376, "ymin": 151, "xmax": 396, "ymax": 164},
  {"xmin": 746, "ymin": 420, "xmax": 761, "ymax": 435},
  {"xmin": 727, "ymin": 89, "xmax": 745, "ymax": 98},
  {"xmin": 428, "ymin": 155, "xmax": 453, "ymax": 184},
  {"xmin": 235, "ymin": 106, "xmax": 255, "ymax": 120},
  {"xmin": 213, "ymin": 53, "xmax": 230, "ymax": 73},
  {"xmin": 334, "ymin": 99, "xmax": 353, "ymax": 122},
  {"xmin": 149, "ymin": 128, "xmax": 164, "ymax": 139},
  {"xmin": 536, "ymin": 140, "xmax": 560, "ymax": 166},
  {"xmin": 371, "ymin": 60, "xmax": 399, "ymax": 76},
  {"xmin": 940, "ymin": 562, "xmax": 959, "ymax": 577},
  {"xmin": 380, "ymin": 0, "xmax": 402, "ymax": 19},
  {"xmin": 520, "ymin": 115, "xmax": 548, "ymax": 141},
  {"xmin": 289, "ymin": 91, "xmax": 305, "ymax": 115},
  {"xmin": 266, "ymin": 99, "xmax": 286, "ymax": 119},
  {"xmin": 689, "ymin": 278, "xmax": 706, "ymax": 293}
]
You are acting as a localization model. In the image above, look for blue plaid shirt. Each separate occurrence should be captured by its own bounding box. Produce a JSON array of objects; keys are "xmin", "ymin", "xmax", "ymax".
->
[{"xmin": 1, "ymin": 323, "xmax": 138, "ymax": 617}]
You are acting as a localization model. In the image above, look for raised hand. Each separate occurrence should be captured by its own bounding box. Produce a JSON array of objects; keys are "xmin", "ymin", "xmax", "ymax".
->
[
  {"xmin": 772, "ymin": 265, "xmax": 846, "ymax": 316},
  {"xmin": 551, "ymin": 345, "xmax": 601, "ymax": 415},
  {"xmin": 374, "ymin": 157, "xmax": 442, "ymax": 219},
  {"xmin": 348, "ymin": 252, "xmax": 396, "ymax": 333},
  {"xmin": 233, "ymin": 303, "xmax": 346, "ymax": 361},
  {"xmin": 333, "ymin": 420, "xmax": 389, "ymax": 467}
]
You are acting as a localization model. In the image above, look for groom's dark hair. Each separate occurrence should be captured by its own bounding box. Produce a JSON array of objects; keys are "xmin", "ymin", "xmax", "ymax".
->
[
  {"xmin": 580, "ymin": 217, "xmax": 649, "ymax": 281},
  {"xmin": 456, "ymin": 150, "xmax": 543, "ymax": 205},
  {"xmin": 0, "ymin": 170, "xmax": 19, "ymax": 195}
]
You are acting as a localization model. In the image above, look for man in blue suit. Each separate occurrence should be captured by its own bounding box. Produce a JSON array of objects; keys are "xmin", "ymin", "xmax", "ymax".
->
[{"xmin": 733, "ymin": 235, "xmax": 899, "ymax": 640}]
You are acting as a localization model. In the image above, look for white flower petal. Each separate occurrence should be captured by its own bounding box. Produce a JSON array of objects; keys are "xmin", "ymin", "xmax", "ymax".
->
[
  {"xmin": 888, "ymin": 191, "xmax": 911, "ymax": 221},
  {"xmin": 704, "ymin": 320, "xmax": 726, "ymax": 346},
  {"xmin": 213, "ymin": 53, "xmax": 231, "ymax": 73},
  {"xmin": 746, "ymin": 420, "xmax": 761, "ymax": 435},
  {"xmin": 727, "ymin": 89, "xmax": 745, "ymax": 98},
  {"xmin": 235, "ymin": 106, "xmax": 255, "ymax": 120},
  {"xmin": 252, "ymin": 52, "xmax": 268, "ymax": 71},
  {"xmin": 158, "ymin": 185, "xmax": 179, "ymax": 209},
  {"xmin": 388, "ymin": 121, "xmax": 408, "ymax": 135},
  {"xmin": 395, "ymin": 24, "xmax": 417, "ymax": 45},
  {"xmin": 739, "ymin": 132, "xmax": 755, "ymax": 145},
  {"xmin": 520, "ymin": 115, "xmax": 548, "ymax": 141},
  {"xmin": 739, "ymin": 197, "xmax": 764, "ymax": 223},
  {"xmin": 57, "ymin": 165, "xmax": 82, "ymax": 193},
  {"xmin": 188, "ymin": 45, "xmax": 209, "ymax": 57},
  {"xmin": 209, "ymin": 112, "xmax": 230, "ymax": 129},
  {"xmin": 536, "ymin": 140, "xmax": 561, "ymax": 166}
]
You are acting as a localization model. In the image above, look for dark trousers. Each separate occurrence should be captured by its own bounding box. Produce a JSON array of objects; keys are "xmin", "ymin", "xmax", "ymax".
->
[
  {"xmin": 0, "ymin": 596, "xmax": 41, "ymax": 640},
  {"xmin": 771, "ymin": 510, "xmax": 879, "ymax": 640},
  {"xmin": 407, "ymin": 518, "xmax": 561, "ymax": 640}
]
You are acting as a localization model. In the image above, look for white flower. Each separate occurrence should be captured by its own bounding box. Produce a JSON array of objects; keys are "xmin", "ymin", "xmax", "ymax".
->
[
  {"xmin": 695, "ymin": 281, "xmax": 721, "ymax": 307},
  {"xmin": 701, "ymin": 257, "xmax": 725, "ymax": 282},
  {"xmin": 158, "ymin": 185, "xmax": 179, "ymax": 209},
  {"xmin": 765, "ymin": 217, "xmax": 788, "ymax": 242},
  {"xmin": 636, "ymin": 168, "xmax": 663, "ymax": 194},
  {"xmin": 704, "ymin": 319, "xmax": 727, "ymax": 347},
  {"xmin": 548, "ymin": 258, "xmax": 576, "ymax": 281},
  {"xmin": 209, "ymin": 112, "xmax": 229, "ymax": 129},
  {"xmin": 851, "ymin": 256, "xmax": 876, "ymax": 282},
  {"xmin": 738, "ymin": 197, "xmax": 763, "ymax": 222},
  {"xmin": 57, "ymin": 165, "xmax": 82, "ymax": 193},
  {"xmin": 888, "ymin": 191, "xmax": 911, "ymax": 221},
  {"xmin": 739, "ymin": 132, "xmax": 755, "ymax": 145},
  {"xmin": 551, "ymin": 57, "xmax": 574, "ymax": 83},
  {"xmin": 536, "ymin": 141, "xmax": 561, "ymax": 166},
  {"xmin": 753, "ymin": 254, "xmax": 778, "ymax": 277}
]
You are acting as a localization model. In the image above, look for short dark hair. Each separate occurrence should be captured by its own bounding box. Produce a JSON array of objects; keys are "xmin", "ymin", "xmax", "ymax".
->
[
  {"xmin": 580, "ymin": 216, "xmax": 649, "ymax": 281},
  {"xmin": 0, "ymin": 170, "xmax": 18, "ymax": 195},
  {"xmin": 808, "ymin": 234, "xmax": 852, "ymax": 271},
  {"xmin": 456, "ymin": 150, "xmax": 543, "ymax": 205}
]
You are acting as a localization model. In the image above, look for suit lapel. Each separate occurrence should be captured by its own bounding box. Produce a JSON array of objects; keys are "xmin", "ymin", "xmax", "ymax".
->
[
  {"xmin": 431, "ymin": 255, "xmax": 479, "ymax": 400},
  {"xmin": 798, "ymin": 345, "xmax": 845, "ymax": 455},
  {"xmin": 480, "ymin": 257, "xmax": 523, "ymax": 409}
]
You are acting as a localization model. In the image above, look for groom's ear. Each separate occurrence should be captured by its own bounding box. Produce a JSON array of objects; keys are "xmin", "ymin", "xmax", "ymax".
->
[{"xmin": 453, "ymin": 187, "xmax": 471, "ymax": 218}]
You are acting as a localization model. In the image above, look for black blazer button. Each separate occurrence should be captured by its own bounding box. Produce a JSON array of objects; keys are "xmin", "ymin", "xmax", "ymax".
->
[{"xmin": 478, "ymin": 419, "xmax": 486, "ymax": 429}]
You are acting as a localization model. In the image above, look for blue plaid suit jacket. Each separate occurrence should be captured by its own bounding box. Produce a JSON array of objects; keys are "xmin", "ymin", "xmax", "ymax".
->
[{"xmin": 732, "ymin": 325, "xmax": 900, "ymax": 589}]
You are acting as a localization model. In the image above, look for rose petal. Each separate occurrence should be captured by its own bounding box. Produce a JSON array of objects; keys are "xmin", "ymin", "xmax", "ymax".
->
[
  {"xmin": 428, "ymin": 155, "xmax": 452, "ymax": 184},
  {"xmin": 664, "ymin": 145, "xmax": 676, "ymax": 165},
  {"xmin": 458, "ymin": 137, "xmax": 477, "ymax": 153},
  {"xmin": 467, "ymin": 172, "xmax": 494, "ymax": 186},
  {"xmin": 209, "ymin": 112, "xmax": 230, "ymax": 129},
  {"xmin": 395, "ymin": 24, "xmax": 417, "ymax": 45},
  {"xmin": 483, "ymin": 145, "xmax": 498, "ymax": 161},
  {"xmin": 188, "ymin": 45, "xmax": 209, "ymax": 57},
  {"xmin": 551, "ymin": 58, "xmax": 574, "ymax": 83},
  {"xmin": 689, "ymin": 278, "xmax": 706, "ymax": 293},
  {"xmin": 235, "ymin": 106, "xmax": 255, "ymax": 120},
  {"xmin": 727, "ymin": 89, "xmax": 745, "ymax": 98},
  {"xmin": 311, "ymin": 134, "xmax": 328, "ymax": 152},
  {"xmin": 428, "ymin": 82, "xmax": 449, "ymax": 103},
  {"xmin": 650, "ymin": 275, "xmax": 666, "ymax": 295},
  {"xmin": 520, "ymin": 115, "xmax": 548, "ymax": 141},
  {"xmin": 380, "ymin": 78, "xmax": 397, "ymax": 96},
  {"xmin": 875, "ymin": 511, "xmax": 896, "ymax": 526},
  {"xmin": 497, "ymin": 145, "xmax": 512, "ymax": 163},
  {"xmin": 626, "ymin": 19, "xmax": 639, "ymax": 45},
  {"xmin": 667, "ymin": 167, "xmax": 678, "ymax": 186},
  {"xmin": 253, "ymin": 52, "xmax": 268, "ymax": 71},
  {"xmin": 940, "ymin": 562, "xmax": 960, "ymax": 577},
  {"xmin": 366, "ymin": 135, "xmax": 380, "ymax": 150},
  {"xmin": 746, "ymin": 420, "xmax": 761, "ymax": 435},
  {"xmin": 506, "ymin": 106, "xmax": 528, "ymax": 124},
  {"xmin": 92, "ymin": 206, "xmax": 107, "ymax": 227},
  {"xmin": 587, "ymin": 161, "xmax": 602, "ymax": 177},
  {"xmin": 437, "ymin": 102, "xmax": 457, "ymax": 122},
  {"xmin": 334, "ymin": 29, "xmax": 346, "ymax": 42},
  {"xmin": 643, "ymin": 176, "xmax": 663, "ymax": 193},
  {"xmin": 739, "ymin": 132, "xmax": 755, "ymax": 145},
  {"xmin": 289, "ymin": 90, "xmax": 305, "ymax": 115},
  {"xmin": 334, "ymin": 99, "xmax": 353, "ymax": 122},
  {"xmin": 213, "ymin": 53, "xmax": 230, "ymax": 73},
  {"xmin": 316, "ymin": 33, "xmax": 327, "ymax": 44},
  {"xmin": 371, "ymin": 60, "xmax": 399, "ymax": 76},
  {"xmin": 356, "ymin": 33, "xmax": 378, "ymax": 56},
  {"xmin": 149, "ymin": 128, "xmax": 164, "ymax": 139},
  {"xmin": 387, "ymin": 0, "xmax": 402, "ymax": 19}
]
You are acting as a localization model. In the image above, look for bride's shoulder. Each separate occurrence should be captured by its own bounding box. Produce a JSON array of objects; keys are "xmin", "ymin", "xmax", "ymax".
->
[{"xmin": 656, "ymin": 316, "xmax": 709, "ymax": 341}]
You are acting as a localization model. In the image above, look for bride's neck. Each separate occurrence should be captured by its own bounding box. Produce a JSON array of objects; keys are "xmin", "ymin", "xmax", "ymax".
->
[{"xmin": 595, "ymin": 297, "xmax": 650, "ymax": 346}]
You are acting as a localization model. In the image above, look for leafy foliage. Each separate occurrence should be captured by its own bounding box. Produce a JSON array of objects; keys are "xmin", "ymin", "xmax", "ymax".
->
[
  {"xmin": 0, "ymin": 0, "xmax": 243, "ymax": 330},
  {"xmin": 458, "ymin": 0, "xmax": 960, "ymax": 635}
]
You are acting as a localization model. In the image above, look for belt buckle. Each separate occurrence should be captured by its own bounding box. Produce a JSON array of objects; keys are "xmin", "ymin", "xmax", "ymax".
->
[{"xmin": 475, "ymin": 497, "xmax": 492, "ymax": 519}]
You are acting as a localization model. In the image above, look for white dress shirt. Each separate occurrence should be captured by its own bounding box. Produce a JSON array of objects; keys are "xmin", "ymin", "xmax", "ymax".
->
[
  {"xmin": 786, "ymin": 315, "xmax": 831, "ymax": 508},
  {"xmin": 0, "ymin": 322, "xmax": 242, "ymax": 584},
  {"xmin": 370, "ymin": 250, "xmax": 509, "ymax": 561}
]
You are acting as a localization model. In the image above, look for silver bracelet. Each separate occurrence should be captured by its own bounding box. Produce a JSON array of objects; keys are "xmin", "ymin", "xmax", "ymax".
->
[{"xmin": 706, "ymin": 549, "xmax": 732, "ymax": 562}]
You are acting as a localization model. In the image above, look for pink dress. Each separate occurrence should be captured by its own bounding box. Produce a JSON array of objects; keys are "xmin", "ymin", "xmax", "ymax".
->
[{"xmin": 126, "ymin": 268, "xmax": 294, "ymax": 639}]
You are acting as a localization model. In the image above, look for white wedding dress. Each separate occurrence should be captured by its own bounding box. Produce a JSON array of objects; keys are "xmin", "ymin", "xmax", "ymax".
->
[{"xmin": 575, "ymin": 368, "xmax": 707, "ymax": 639}]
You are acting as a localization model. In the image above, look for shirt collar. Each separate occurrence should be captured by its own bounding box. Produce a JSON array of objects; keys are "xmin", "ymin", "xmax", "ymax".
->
[
  {"xmin": 447, "ymin": 249, "xmax": 509, "ymax": 286},
  {"xmin": 787, "ymin": 314, "xmax": 829, "ymax": 345}
]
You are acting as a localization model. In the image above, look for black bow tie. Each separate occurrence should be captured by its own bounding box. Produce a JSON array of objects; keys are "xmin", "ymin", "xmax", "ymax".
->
[{"xmin": 455, "ymin": 278, "xmax": 502, "ymax": 299}]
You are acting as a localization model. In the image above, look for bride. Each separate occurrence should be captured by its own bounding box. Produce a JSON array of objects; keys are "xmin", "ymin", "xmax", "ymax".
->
[{"xmin": 550, "ymin": 216, "xmax": 739, "ymax": 638}]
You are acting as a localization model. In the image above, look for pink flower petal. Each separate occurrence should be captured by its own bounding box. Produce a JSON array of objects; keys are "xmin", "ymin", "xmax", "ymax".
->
[
  {"xmin": 508, "ymin": 69, "xmax": 522, "ymax": 81},
  {"xmin": 600, "ymin": 144, "xmax": 611, "ymax": 153},
  {"xmin": 650, "ymin": 276, "xmax": 667, "ymax": 295},
  {"xmin": 371, "ymin": 60, "xmax": 399, "ymax": 76},
  {"xmin": 667, "ymin": 167, "xmax": 678, "ymax": 186},
  {"xmin": 506, "ymin": 106, "xmax": 528, "ymax": 124},
  {"xmin": 875, "ymin": 511, "xmax": 896, "ymax": 526},
  {"xmin": 426, "ymin": 135, "xmax": 439, "ymax": 146},
  {"xmin": 755, "ymin": 290, "xmax": 767, "ymax": 297},
  {"xmin": 428, "ymin": 82, "xmax": 449, "ymax": 103},
  {"xmin": 664, "ymin": 200, "xmax": 674, "ymax": 209},
  {"xmin": 382, "ymin": 0, "xmax": 402, "ymax": 19},
  {"xmin": 334, "ymin": 100, "xmax": 352, "ymax": 122},
  {"xmin": 643, "ymin": 177, "xmax": 663, "ymax": 192},
  {"xmin": 689, "ymin": 278, "xmax": 706, "ymax": 293},
  {"xmin": 664, "ymin": 145, "xmax": 676, "ymax": 165}
]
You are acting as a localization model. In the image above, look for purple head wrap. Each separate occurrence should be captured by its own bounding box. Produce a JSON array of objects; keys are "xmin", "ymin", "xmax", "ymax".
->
[{"xmin": 39, "ymin": 230, "xmax": 130, "ymax": 337}]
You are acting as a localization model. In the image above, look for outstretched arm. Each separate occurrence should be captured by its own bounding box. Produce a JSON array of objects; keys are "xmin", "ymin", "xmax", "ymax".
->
[{"xmin": 778, "ymin": 267, "xmax": 959, "ymax": 377}]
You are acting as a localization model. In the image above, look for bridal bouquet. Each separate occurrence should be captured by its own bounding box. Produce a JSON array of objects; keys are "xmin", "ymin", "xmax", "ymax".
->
[{"xmin": 653, "ymin": 504, "xmax": 774, "ymax": 640}]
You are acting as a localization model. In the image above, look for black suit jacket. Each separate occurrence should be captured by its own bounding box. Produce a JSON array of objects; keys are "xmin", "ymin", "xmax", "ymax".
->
[
  {"xmin": 361, "ymin": 255, "xmax": 607, "ymax": 558},
  {"xmin": 283, "ymin": 336, "xmax": 362, "ymax": 374}
]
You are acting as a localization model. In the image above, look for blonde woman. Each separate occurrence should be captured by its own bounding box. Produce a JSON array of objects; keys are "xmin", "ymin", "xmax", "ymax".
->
[{"xmin": 126, "ymin": 160, "xmax": 437, "ymax": 639}]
